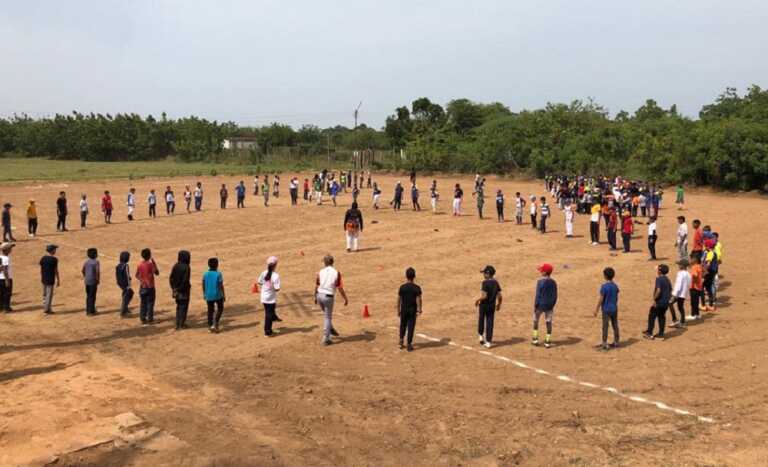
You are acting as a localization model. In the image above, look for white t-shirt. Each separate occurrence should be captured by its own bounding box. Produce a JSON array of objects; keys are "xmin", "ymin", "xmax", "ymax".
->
[
  {"xmin": 316, "ymin": 266, "xmax": 342, "ymax": 296},
  {"xmin": 127, "ymin": 193, "xmax": 136, "ymax": 207},
  {"xmin": 258, "ymin": 270, "xmax": 281, "ymax": 304},
  {"xmin": 529, "ymin": 202, "xmax": 536, "ymax": 215},
  {"xmin": 148, "ymin": 193, "xmax": 157, "ymax": 205},
  {"xmin": 184, "ymin": 191, "xmax": 191, "ymax": 201},
  {"xmin": 0, "ymin": 255, "xmax": 11, "ymax": 280},
  {"xmin": 677, "ymin": 223, "xmax": 688, "ymax": 242},
  {"xmin": 194, "ymin": 187, "xmax": 203, "ymax": 199},
  {"xmin": 79, "ymin": 199, "xmax": 88, "ymax": 212},
  {"xmin": 564, "ymin": 205, "xmax": 573, "ymax": 221},
  {"xmin": 166, "ymin": 192, "xmax": 174, "ymax": 203},
  {"xmin": 673, "ymin": 270, "xmax": 691, "ymax": 299},
  {"xmin": 290, "ymin": 179, "xmax": 298, "ymax": 190},
  {"xmin": 648, "ymin": 221, "xmax": 657, "ymax": 236}
]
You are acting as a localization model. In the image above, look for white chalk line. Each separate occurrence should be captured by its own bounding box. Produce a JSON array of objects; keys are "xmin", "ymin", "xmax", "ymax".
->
[{"xmin": 394, "ymin": 326, "xmax": 715, "ymax": 424}]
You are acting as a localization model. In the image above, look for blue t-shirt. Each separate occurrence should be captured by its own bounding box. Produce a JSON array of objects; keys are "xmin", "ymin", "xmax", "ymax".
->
[
  {"xmin": 599, "ymin": 281, "xmax": 619, "ymax": 314},
  {"xmin": 235, "ymin": 184, "xmax": 246, "ymax": 197},
  {"xmin": 654, "ymin": 276, "xmax": 672, "ymax": 306},
  {"xmin": 203, "ymin": 270, "xmax": 223, "ymax": 301}
]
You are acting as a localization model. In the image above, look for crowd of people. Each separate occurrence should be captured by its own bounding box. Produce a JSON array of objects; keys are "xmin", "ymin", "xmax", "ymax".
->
[{"xmin": 0, "ymin": 170, "xmax": 724, "ymax": 352}]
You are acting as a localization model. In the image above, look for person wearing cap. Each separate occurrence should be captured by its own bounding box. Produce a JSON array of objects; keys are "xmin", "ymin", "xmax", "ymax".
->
[
  {"xmin": 258, "ymin": 256, "xmax": 282, "ymax": 336},
  {"xmin": 27, "ymin": 199, "xmax": 38, "ymax": 237},
  {"xmin": 644, "ymin": 263, "xmax": 672, "ymax": 340},
  {"xmin": 55, "ymin": 191, "xmax": 68, "ymax": 231},
  {"xmin": 343, "ymin": 202, "xmax": 364, "ymax": 253},
  {"xmin": 202, "ymin": 257, "xmax": 225, "ymax": 332},
  {"xmin": 40, "ymin": 244, "xmax": 60, "ymax": 314},
  {"xmin": 475, "ymin": 265, "xmax": 502, "ymax": 348},
  {"xmin": 670, "ymin": 259, "xmax": 691, "ymax": 328},
  {"xmin": 2, "ymin": 203, "xmax": 16, "ymax": 242},
  {"xmin": 315, "ymin": 254, "xmax": 349, "ymax": 346},
  {"xmin": 702, "ymin": 239, "xmax": 719, "ymax": 311},
  {"xmin": 81, "ymin": 248, "xmax": 100, "ymax": 315},
  {"xmin": 0, "ymin": 242, "xmax": 15, "ymax": 312},
  {"xmin": 533, "ymin": 263, "xmax": 557, "ymax": 348}
]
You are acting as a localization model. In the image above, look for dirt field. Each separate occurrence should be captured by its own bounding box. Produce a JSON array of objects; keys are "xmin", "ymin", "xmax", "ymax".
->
[{"xmin": 1, "ymin": 173, "xmax": 767, "ymax": 466}]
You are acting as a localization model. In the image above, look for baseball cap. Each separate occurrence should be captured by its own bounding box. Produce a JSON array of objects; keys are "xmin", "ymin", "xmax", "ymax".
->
[
  {"xmin": 480, "ymin": 265, "xmax": 496, "ymax": 276},
  {"xmin": 266, "ymin": 255, "xmax": 279, "ymax": 265},
  {"xmin": 46, "ymin": 244, "xmax": 58, "ymax": 253},
  {"xmin": 537, "ymin": 263, "xmax": 554, "ymax": 274},
  {"xmin": 704, "ymin": 239, "xmax": 716, "ymax": 249}
]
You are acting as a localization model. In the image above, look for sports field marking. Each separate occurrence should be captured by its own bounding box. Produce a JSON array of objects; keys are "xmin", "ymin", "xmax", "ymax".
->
[{"xmin": 400, "ymin": 328, "xmax": 716, "ymax": 424}]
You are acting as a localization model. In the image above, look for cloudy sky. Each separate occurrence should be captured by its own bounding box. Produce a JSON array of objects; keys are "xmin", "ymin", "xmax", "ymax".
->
[{"xmin": 1, "ymin": 0, "xmax": 765, "ymax": 128}]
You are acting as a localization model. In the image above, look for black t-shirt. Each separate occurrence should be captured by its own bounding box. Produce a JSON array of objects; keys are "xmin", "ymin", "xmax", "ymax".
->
[
  {"xmin": 655, "ymin": 276, "xmax": 672, "ymax": 306},
  {"xmin": 56, "ymin": 198, "xmax": 67, "ymax": 214},
  {"xmin": 40, "ymin": 255, "xmax": 58, "ymax": 285},
  {"xmin": 398, "ymin": 282, "xmax": 422, "ymax": 314},
  {"xmin": 480, "ymin": 279, "xmax": 501, "ymax": 310}
]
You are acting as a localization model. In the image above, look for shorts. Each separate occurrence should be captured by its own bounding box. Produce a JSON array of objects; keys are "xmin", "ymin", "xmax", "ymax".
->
[{"xmin": 533, "ymin": 308, "xmax": 554, "ymax": 323}]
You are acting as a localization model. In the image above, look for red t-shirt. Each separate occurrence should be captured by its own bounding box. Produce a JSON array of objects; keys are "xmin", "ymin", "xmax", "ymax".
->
[
  {"xmin": 136, "ymin": 260, "xmax": 157, "ymax": 288},
  {"xmin": 101, "ymin": 196, "xmax": 112, "ymax": 210},
  {"xmin": 692, "ymin": 228, "xmax": 703, "ymax": 252},
  {"xmin": 622, "ymin": 216, "xmax": 633, "ymax": 234}
]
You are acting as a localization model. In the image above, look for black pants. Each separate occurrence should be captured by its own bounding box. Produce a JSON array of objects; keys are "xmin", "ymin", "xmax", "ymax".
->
[
  {"xmin": 478, "ymin": 307, "xmax": 495, "ymax": 343},
  {"xmin": 2, "ymin": 226, "xmax": 12, "ymax": 241},
  {"xmin": 148, "ymin": 204, "xmax": 156, "ymax": 217},
  {"xmin": 622, "ymin": 232, "xmax": 631, "ymax": 252},
  {"xmin": 641, "ymin": 206, "xmax": 647, "ymax": 217},
  {"xmin": 220, "ymin": 198, "xmax": 227, "ymax": 209},
  {"xmin": 607, "ymin": 230, "xmax": 617, "ymax": 249},
  {"xmin": 669, "ymin": 297, "xmax": 686, "ymax": 324},
  {"xmin": 139, "ymin": 287, "xmax": 156, "ymax": 322},
  {"xmin": 195, "ymin": 198, "xmax": 202, "ymax": 211},
  {"xmin": 290, "ymin": 189, "xmax": 298, "ymax": 205},
  {"xmin": 57, "ymin": 213, "xmax": 67, "ymax": 231},
  {"xmin": 703, "ymin": 274, "xmax": 715, "ymax": 306},
  {"xmin": 601, "ymin": 312, "xmax": 619, "ymax": 343},
  {"xmin": 0, "ymin": 279, "xmax": 12, "ymax": 311},
  {"xmin": 646, "ymin": 304, "xmax": 667, "ymax": 337},
  {"xmin": 648, "ymin": 234, "xmax": 657, "ymax": 259},
  {"xmin": 120, "ymin": 287, "xmax": 134, "ymax": 315},
  {"xmin": 477, "ymin": 204, "xmax": 483, "ymax": 218},
  {"xmin": 207, "ymin": 299, "xmax": 225, "ymax": 328},
  {"xmin": 399, "ymin": 310, "xmax": 417, "ymax": 345},
  {"xmin": 393, "ymin": 197, "xmax": 401, "ymax": 210},
  {"xmin": 175, "ymin": 299, "xmax": 189, "ymax": 327},
  {"xmin": 85, "ymin": 284, "xmax": 98, "ymax": 314},
  {"xmin": 496, "ymin": 205, "xmax": 504, "ymax": 221},
  {"xmin": 690, "ymin": 289, "xmax": 701, "ymax": 317},
  {"xmin": 263, "ymin": 302, "xmax": 276, "ymax": 335},
  {"xmin": 590, "ymin": 221, "xmax": 599, "ymax": 243},
  {"xmin": 303, "ymin": 190, "xmax": 309, "ymax": 200},
  {"xmin": 80, "ymin": 211, "xmax": 88, "ymax": 227},
  {"xmin": 28, "ymin": 218, "xmax": 38, "ymax": 235},
  {"xmin": 167, "ymin": 201, "xmax": 175, "ymax": 214},
  {"xmin": 237, "ymin": 196, "xmax": 245, "ymax": 208},
  {"xmin": 413, "ymin": 199, "xmax": 420, "ymax": 211},
  {"xmin": 530, "ymin": 214, "xmax": 537, "ymax": 228},
  {"xmin": 539, "ymin": 215, "xmax": 547, "ymax": 233}
]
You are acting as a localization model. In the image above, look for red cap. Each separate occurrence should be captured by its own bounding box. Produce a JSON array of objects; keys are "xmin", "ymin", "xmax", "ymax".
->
[
  {"xmin": 704, "ymin": 239, "xmax": 716, "ymax": 249},
  {"xmin": 537, "ymin": 263, "xmax": 554, "ymax": 274}
]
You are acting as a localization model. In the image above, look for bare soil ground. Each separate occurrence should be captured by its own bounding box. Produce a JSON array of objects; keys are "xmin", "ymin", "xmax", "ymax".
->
[{"xmin": 1, "ymin": 174, "xmax": 767, "ymax": 466}]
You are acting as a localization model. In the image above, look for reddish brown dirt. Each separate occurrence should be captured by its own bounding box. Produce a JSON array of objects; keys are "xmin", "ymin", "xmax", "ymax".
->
[{"xmin": 1, "ymin": 174, "xmax": 767, "ymax": 466}]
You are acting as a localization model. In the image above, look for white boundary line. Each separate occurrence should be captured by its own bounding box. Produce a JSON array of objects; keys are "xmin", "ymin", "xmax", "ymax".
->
[{"xmin": 402, "ymin": 328, "xmax": 715, "ymax": 424}]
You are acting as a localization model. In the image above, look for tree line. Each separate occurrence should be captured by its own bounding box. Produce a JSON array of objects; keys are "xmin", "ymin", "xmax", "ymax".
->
[{"xmin": 1, "ymin": 85, "xmax": 767, "ymax": 190}]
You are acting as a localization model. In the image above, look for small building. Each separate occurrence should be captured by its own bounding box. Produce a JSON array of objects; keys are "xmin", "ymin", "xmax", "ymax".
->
[{"xmin": 223, "ymin": 137, "xmax": 259, "ymax": 151}]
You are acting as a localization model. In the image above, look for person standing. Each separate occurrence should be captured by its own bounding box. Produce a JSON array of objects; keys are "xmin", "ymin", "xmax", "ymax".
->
[
  {"xmin": 644, "ymin": 264, "xmax": 672, "ymax": 340},
  {"xmin": 235, "ymin": 181, "xmax": 246, "ymax": 208},
  {"xmin": 648, "ymin": 216, "xmax": 658, "ymax": 260},
  {"xmin": 262, "ymin": 177, "xmax": 270, "ymax": 207},
  {"xmin": 194, "ymin": 182, "xmax": 203, "ymax": 211},
  {"xmin": 2, "ymin": 203, "xmax": 15, "ymax": 242},
  {"xmin": 169, "ymin": 250, "xmax": 192, "ymax": 330},
  {"xmin": 430, "ymin": 180, "xmax": 439, "ymax": 213},
  {"xmin": 165, "ymin": 186, "xmax": 176, "ymax": 215},
  {"xmin": 392, "ymin": 182, "xmax": 404, "ymax": 211},
  {"xmin": 56, "ymin": 191, "xmax": 68, "ymax": 231},
  {"xmin": 303, "ymin": 178, "xmax": 310, "ymax": 202},
  {"xmin": 289, "ymin": 177, "xmax": 298, "ymax": 206},
  {"xmin": 606, "ymin": 208, "xmax": 618, "ymax": 250},
  {"xmin": 564, "ymin": 200, "xmax": 574, "ymax": 237},
  {"xmin": 529, "ymin": 195, "xmax": 537, "ymax": 228},
  {"xmin": 0, "ymin": 242, "xmax": 15, "ymax": 312},
  {"xmin": 397, "ymin": 267, "xmax": 423, "ymax": 352},
  {"xmin": 475, "ymin": 265, "xmax": 502, "ymax": 349},
  {"xmin": 313, "ymin": 176, "xmax": 323, "ymax": 205},
  {"xmin": 670, "ymin": 259, "xmax": 691, "ymax": 328},
  {"xmin": 675, "ymin": 216, "xmax": 688, "ymax": 261},
  {"xmin": 202, "ymin": 257, "xmax": 225, "ymax": 332},
  {"xmin": 77, "ymin": 194, "xmax": 88, "ymax": 229},
  {"xmin": 330, "ymin": 179, "xmax": 340, "ymax": 206},
  {"xmin": 272, "ymin": 175, "xmax": 280, "ymax": 197},
  {"xmin": 539, "ymin": 196, "xmax": 550, "ymax": 233},
  {"xmin": 253, "ymin": 175, "xmax": 260, "ymax": 196},
  {"xmin": 40, "ymin": 244, "xmax": 60, "ymax": 314},
  {"xmin": 594, "ymin": 267, "xmax": 620, "ymax": 350},
  {"xmin": 116, "ymin": 251, "xmax": 134, "ymax": 317},
  {"xmin": 621, "ymin": 212, "xmax": 633, "ymax": 253},
  {"xmin": 126, "ymin": 188, "xmax": 136, "ymax": 221},
  {"xmin": 101, "ymin": 191, "xmax": 113, "ymax": 224},
  {"xmin": 81, "ymin": 248, "xmax": 100, "ymax": 315},
  {"xmin": 411, "ymin": 183, "xmax": 421, "ymax": 211},
  {"xmin": 258, "ymin": 256, "xmax": 281, "ymax": 337},
  {"xmin": 147, "ymin": 189, "xmax": 157, "ymax": 218},
  {"xmin": 452, "ymin": 184, "xmax": 463, "ymax": 216},
  {"xmin": 343, "ymin": 202, "xmax": 364, "ymax": 253},
  {"xmin": 589, "ymin": 202, "xmax": 601, "ymax": 245},
  {"xmin": 532, "ymin": 263, "xmax": 558, "ymax": 348},
  {"xmin": 675, "ymin": 185, "xmax": 685, "ymax": 210},
  {"xmin": 688, "ymin": 254, "xmax": 703, "ymax": 321},
  {"xmin": 315, "ymin": 255, "xmax": 348, "ymax": 346},
  {"xmin": 372, "ymin": 182, "xmax": 382, "ymax": 209},
  {"xmin": 184, "ymin": 185, "xmax": 192, "ymax": 213},
  {"xmin": 515, "ymin": 192, "xmax": 525, "ymax": 225},
  {"xmin": 474, "ymin": 185, "xmax": 485, "ymax": 219},
  {"xmin": 219, "ymin": 184, "xmax": 228, "ymax": 209},
  {"xmin": 495, "ymin": 190, "xmax": 504, "ymax": 223},
  {"xmin": 27, "ymin": 199, "xmax": 38, "ymax": 237},
  {"xmin": 136, "ymin": 248, "xmax": 160, "ymax": 325}
]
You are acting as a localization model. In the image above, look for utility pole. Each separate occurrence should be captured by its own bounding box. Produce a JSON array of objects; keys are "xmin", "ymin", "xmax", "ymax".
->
[{"xmin": 354, "ymin": 101, "xmax": 362, "ymax": 129}]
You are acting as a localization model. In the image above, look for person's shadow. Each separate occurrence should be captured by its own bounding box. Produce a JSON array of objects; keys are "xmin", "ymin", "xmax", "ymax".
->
[
  {"xmin": 277, "ymin": 325, "xmax": 318, "ymax": 336},
  {"xmin": 339, "ymin": 330, "xmax": 377, "ymax": 344},
  {"xmin": 0, "ymin": 361, "xmax": 80, "ymax": 383},
  {"xmin": 412, "ymin": 337, "xmax": 450, "ymax": 350},
  {"xmin": 490, "ymin": 337, "xmax": 525, "ymax": 348}
]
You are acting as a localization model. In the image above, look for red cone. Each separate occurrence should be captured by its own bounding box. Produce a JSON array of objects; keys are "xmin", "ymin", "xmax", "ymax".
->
[{"xmin": 362, "ymin": 304, "xmax": 370, "ymax": 318}]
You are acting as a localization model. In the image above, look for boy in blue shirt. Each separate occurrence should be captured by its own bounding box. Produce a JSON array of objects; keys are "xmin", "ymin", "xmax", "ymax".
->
[
  {"xmin": 202, "ymin": 257, "xmax": 225, "ymax": 333},
  {"xmin": 236, "ymin": 181, "xmax": 246, "ymax": 208},
  {"xmin": 594, "ymin": 267, "xmax": 620, "ymax": 350},
  {"xmin": 533, "ymin": 263, "xmax": 558, "ymax": 348}
]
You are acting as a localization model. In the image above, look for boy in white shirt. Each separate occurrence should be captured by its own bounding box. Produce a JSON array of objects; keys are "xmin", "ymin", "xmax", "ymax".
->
[
  {"xmin": 564, "ymin": 200, "xmax": 574, "ymax": 237},
  {"xmin": 675, "ymin": 216, "xmax": 688, "ymax": 261},
  {"xmin": 529, "ymin": 195, "xmax": 537, "ymax": 229},
  {"xmin": 670, "ymin": 259, "xmax": 691, "ymax": 327},
  {"xmin": 127, "ymin": 188, "xmax": 136, "ymax": 221},
  {"xmin": 147, "ymin": 190, "xmax": 157, "ymax": 218},
  {"xmin": 647, "ymin": 216, "xmax": 658, "ymax": 260},
  {"xmin": 515, "ymin": 192, "xmax": 525, "ymax": 225},
  {"xmin": 79, "ymin": 194, "xmax": 89, "ymax": 229}
]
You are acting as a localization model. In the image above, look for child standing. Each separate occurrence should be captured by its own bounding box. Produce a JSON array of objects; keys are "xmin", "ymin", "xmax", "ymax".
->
[
  {"xmin": 564, "ymin": 200, "xmax": 574, "ymax": 237},
  {"xmin": 621, "ymin": 212, "xmax": 633, "ymax": 253},
  {"xmin": 372, "ymin": 182, "xmax": 381, "ymax": 209},
  {"xmin": 165, "ymin": 186, "xmax": 176, "ymax": 214},
  {"xmin": 262, "ymin": 177, "xmax": 270, "ymax": 207},
  {"xmin": 688, "ymin": 254, "xmax": 703, "ymax": 320},
  {"xmin": 220, "ymin": 184, "xmax": 228, "ymax": 209},
  {"xmin": 430, "ymin": 180, "xmax": 439, "ymax": 213},
  {"xmin": 644, "ymin": 264, "xmax": 672, "ymax": 340},
  {"xmin": 202, "ymin": 257, "xmax": 225, "ymax": 332},
  {"xmin": 78, "ymin": 194, "xmax": 89, "ymax": 229},
  {"xmin": 589, "ymin": 202, "xmax": 601, "ymax": 245},
  {"xmin": 27, "ymin": 199, "xmax": 38, "ymax": 237},
  {"xmin": 647, "ymin": 216, "xmax": 658, "ymax": 260},
  {"xmin": 452, "ymin": 184, "xmax": 463, "ymax": 216},
  {"xmin": 594, "ymin": 267, "xmax": 619, "ymax": 350},
  {"xmin": 476, "ymin": 265, "xmax": 503, "ymax": 349},
  {"xmin": 607, "ymin": 208, "xmax": 618, "ymax": 250},
  {"xmin": 136, "ymin": 248, "xmax": 160, "ymax": 324},
  {"xmin": 147, "ymin": 190, "xmax": 157, "ymax": 218},
  {"xmin": 675, "ymin": 216, "xmax": 688, "ymax": 261},
  {"xmin": 411, "ymin": 184, "xmax": 420, "ymax": 211},
  {"xmin": 116, "ymin": 251, "xmax": 133, "ymax": 317},
  {"xmin": 40, "ymin": 244, "xmax": 60, "ymax": 314},
  {"xmin": 81, "ymin": 248, "xmax": 100, "ymax": 315},
  {"xmin": 702, "ymin": 239, "xmax": 718, "ymax": 311},
  {"xmin": 184, "ymin": 185, "xmax": 192, "ymax": 213},
  {"xmin": 670, "ymin": 259, "xmax": 691, "ymax": 327},
  {"xmin": 539, "ymin": 196, "xmax": 549, "ymax": 233},
  {"xmin": 496, "ymin": 190, "xmax": 504, "ymax": 223},
  {"xmin": 127, "ymin": 188, "xmax": 136, "ymax": 221},
  {"xmin": 169, "ymin": 250, "xmax": 192, "ymax": 330},
  {"xmin": 303, "ymin": 178, "xmax": 310, "ymax": 202},
  {"xmin": 532, "ymin": 263, "xmax": 557, "ymax": 348},
  {"xmin": 194, "ymin": 182, "xmax": 203, "ymax": 211},
  {"xmin": 529, "ymin": 195, "xmax": 537, "ymax": 228},
  {"xmin": 515, "ymin": 192, "xmax": 525, "ymax": 225},
  {"xmin": 258, "ymin": 256, "xmax": 281, "ymax": 337},
  {"xmin": 101, "ymin": 191, "xmax": 113, "ymax": 224},
  {"xmin": 398, "ymin": 267, "xmax": 423, "ymax": 352}
]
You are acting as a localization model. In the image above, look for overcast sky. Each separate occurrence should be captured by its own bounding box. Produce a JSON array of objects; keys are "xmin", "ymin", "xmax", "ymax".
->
[{"xmin": 1, "ymin": 0, "xmax": 766, "ymax": 128}]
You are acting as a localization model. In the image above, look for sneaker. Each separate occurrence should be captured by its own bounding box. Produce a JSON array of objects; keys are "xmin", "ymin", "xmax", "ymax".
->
[
  {"xmin": 399, "ymin": 340, "xmax": 405, "ymax": 350},
  {"xmin": 483, "ymin": 342, "xmax": 492, "ymax": 349},
  {"xmin": 670, "ymin": 321, "xmax": 680, "ymax": 328},
  {"xmin": 406, "ymin": 344, "xmax": 413, "ymax": 352},
  {"xmin": 330, "ymin": 328, "xmax": 340, "ymax": 337},
  {"xmin": 531, "ymin": 338, "xmax": 539, "ymax": 346},
  {"xmin": 544, "ymin": 340, "xmax": 552, "ymax": 349},
  {"xmin": 209, "ymin": 326, "xmax": 216, "ymax": 333},
  {"xmin": 642, "ymin": 332, "xmax": 654, "ymax": 340},
  {"xmin": 653, "ymin": 334, "xmax": 665, "ymax": 341},
  {"xmin": 478, "ymin": 334, "xmax": 485, "ymax": 343},
  {"xmin": 322, "ymin": 340, "xmax": 332, "ymax": 346}
]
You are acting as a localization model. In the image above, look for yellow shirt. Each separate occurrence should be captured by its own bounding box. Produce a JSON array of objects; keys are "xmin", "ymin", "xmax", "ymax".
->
[
  {"xmin": 714, "ymin": 242, "xmax": 723, "ymax": 263},
  {"xmin": 27, "ymin": 204, "xmax": 37, "ymax": 219}
]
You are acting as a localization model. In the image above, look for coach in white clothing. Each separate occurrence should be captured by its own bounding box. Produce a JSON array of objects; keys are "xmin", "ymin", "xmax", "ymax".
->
[{"xmin": 314, "ymin": 255, "xmax": 348, "ymax": 345}]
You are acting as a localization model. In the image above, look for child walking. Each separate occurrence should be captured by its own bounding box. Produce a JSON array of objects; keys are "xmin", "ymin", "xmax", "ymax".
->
[
  {"xmin": 258, "ymin": 256, "xmax": 281, "ymax": 336},
  {"xmin": 202, "ymin": 257, "xmax": 225, "ymax": 332},
  {"xmin": 532, "ymin": 263, "xmax": 557, "ymax": 348},
  {"xmin": 594, "ymin": 267, "xmax": 619, "ymax": 350}
]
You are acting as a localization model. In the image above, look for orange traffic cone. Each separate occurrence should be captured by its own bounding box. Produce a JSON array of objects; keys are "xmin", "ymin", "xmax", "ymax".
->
[{"xmin": 362, "ymin": 304, "xmax": 370, "ymax": 318}]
